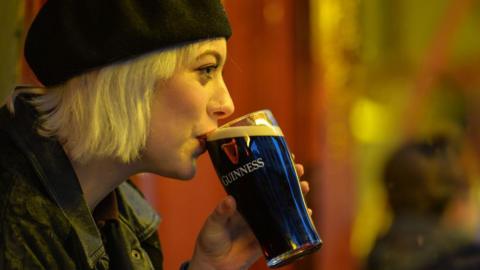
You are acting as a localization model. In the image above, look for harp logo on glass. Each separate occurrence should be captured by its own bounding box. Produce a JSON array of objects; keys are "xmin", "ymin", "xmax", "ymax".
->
[
  {"xmin": 220, "ymin": 138, "xmax": 265, "ymax": 186},
  {"xmin": 221, "ymin": 138, "xmax": 241, "ymax": 165}
]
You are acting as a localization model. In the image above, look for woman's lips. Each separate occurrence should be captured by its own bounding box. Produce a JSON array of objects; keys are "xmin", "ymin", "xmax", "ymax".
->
[
  {"xmin": 196, "ymin": 135, "xmax": 208, "ymax": 155},
  {"xmin": 196, "ymin": 129, "xmax": 215, "ymax": 156}
]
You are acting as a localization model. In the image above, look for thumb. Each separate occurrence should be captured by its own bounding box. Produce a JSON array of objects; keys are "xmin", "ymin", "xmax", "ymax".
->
[
  {"xmin": 210, "ymin": 195, "xmax": 237, "ymax": 224},
  {"xmin": 196, "ymin": 196, "xmax": 237, "ymax": 257}
]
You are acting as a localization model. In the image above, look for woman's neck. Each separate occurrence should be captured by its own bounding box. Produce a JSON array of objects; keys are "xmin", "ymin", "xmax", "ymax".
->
[{"xmin": 70, "ymin": 157, "xmax": 140, "ymax": 209}]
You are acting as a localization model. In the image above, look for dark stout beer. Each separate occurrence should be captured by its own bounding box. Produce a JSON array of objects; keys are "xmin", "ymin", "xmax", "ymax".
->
[{"xmin": 207, "ymin": 125, "xmax": 321, "ymax": 268}]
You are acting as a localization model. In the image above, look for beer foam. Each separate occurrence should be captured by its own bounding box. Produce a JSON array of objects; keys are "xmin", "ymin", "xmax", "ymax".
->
[{"xmin": 207, "ymin": 125, "xmax": 283, "ymax": 141}]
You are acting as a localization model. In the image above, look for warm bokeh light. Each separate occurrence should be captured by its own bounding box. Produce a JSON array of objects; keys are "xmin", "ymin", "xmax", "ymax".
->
[{"xmin": 350, "ymin": 97, "xmax": 395, "ymax": 144}]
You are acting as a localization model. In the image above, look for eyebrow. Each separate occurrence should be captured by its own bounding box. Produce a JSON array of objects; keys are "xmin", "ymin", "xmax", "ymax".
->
[{"xmin": 196, "ymin": 50, "xmax": 224, "ymax": 65}]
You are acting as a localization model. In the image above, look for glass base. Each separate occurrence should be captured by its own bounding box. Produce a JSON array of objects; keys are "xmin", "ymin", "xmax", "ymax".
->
[{"xmin": 266, "ymin": 240, "xmax": 322, "ymax": 268}]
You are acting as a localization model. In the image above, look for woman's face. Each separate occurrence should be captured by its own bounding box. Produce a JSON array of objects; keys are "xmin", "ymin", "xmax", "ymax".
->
[{"xmin": 142, "ymin": 39, "xmax": 234, "ymax": 179}]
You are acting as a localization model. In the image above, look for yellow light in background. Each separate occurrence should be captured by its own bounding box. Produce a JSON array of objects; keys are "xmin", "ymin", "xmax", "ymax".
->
[
  {"xmin": 350, "ymin": 191, "xmax": 392, "ymax": 260},
  {"xmin": 350, "ymin": 97, "xmax": 395, "ymax": 144}
]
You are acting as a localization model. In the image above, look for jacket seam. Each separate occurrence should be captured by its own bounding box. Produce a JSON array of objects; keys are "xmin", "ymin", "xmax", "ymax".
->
[{"xmin": 118, "ymin": 214, "xmax": 160, "ymax": 242}]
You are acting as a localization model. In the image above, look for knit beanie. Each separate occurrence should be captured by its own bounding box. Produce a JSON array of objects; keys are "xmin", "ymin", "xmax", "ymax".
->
[{"xmin": 25, "ymin": 0, "xmax": 232, "ymax": 86}]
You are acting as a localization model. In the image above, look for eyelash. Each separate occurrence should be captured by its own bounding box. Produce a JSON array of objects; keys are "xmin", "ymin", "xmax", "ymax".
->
[{"xmin": 197, "ymin": 64, "xmax": 219, "ymax": 78}]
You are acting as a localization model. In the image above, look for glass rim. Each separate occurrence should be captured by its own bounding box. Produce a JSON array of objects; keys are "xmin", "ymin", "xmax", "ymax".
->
[{"xmin": 217, "ymin": 109, "xmax": 275, "ymax": 129}]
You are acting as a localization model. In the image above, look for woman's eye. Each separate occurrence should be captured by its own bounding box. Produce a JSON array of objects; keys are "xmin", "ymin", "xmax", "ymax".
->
[{"xmin": 198, "ymin": 65, "xmax": 218, "ymax": 77}]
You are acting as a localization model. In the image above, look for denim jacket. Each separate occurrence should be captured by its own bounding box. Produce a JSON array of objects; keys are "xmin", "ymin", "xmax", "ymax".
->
[{"xmin": 0, "ymin": 95, "xmax": 163, "ymax": 269}]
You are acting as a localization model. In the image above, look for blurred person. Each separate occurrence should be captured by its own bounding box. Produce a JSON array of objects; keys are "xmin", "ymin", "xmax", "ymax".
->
[
  {"xmin": 365, "ymin": 136, "xmax": 474, "ymax": 270},
  {"xmin": 0, "ymin": 0, "xmax": 311, "ymax": 269}
]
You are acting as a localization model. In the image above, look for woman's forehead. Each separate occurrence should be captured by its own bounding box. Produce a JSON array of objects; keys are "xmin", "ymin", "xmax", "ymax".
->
[
  {"xmin": 175, "ymin": 38, "xmax": 227, "ymax": 67},
  {"xmin": 192, "ymin": 39, "xmax": 227, "ymax": 58}
]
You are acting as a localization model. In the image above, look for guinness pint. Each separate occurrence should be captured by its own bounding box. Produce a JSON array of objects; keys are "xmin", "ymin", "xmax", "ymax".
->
[{"xmin": 207, "ymin": 110, "xmax": 322, "ymax": 268}]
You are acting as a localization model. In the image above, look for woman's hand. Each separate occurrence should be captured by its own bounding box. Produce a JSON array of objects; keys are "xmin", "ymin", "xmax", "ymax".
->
[
  {"xmin": 295, "ymin": 163, "xmax": 313, "ymax": 216},
  {"xmin": 188, "ymin": 196, "xmax": 262, "ymax": 270},
  {"xmin": 188, "ymin": 162, "xmax": 310, "ymax": 270}
]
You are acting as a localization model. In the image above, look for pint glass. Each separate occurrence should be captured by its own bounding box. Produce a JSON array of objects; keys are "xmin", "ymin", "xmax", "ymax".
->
[{"xmin": 206, "ymin": 110, "xmax": 322, "ymax": 268}]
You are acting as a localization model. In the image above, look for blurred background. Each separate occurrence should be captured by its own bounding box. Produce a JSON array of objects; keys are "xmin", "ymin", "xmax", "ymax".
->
[{"xmin": 2, "ymin": 0, "xmax": 480, "ymax": 269}]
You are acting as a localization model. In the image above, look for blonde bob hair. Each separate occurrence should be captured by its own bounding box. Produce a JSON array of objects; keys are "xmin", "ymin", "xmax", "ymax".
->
[{"xmin": 8, "ymin": 40, "xmax": 212, "ymax": 163}]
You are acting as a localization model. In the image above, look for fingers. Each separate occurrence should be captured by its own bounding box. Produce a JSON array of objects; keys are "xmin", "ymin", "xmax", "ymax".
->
[
  {"xmin": 300, "ymin": 180, "xmax": 310, "ymax": 195},
  {"xmin": 293, "ymin": 154, "xmax": 309, "ymax": 196},
  {"xmin": 291, "ymin": 155, "xmax": 312, "ymax": 216},
  {"xmin": 295, "ymin": 163, "xmax": 304, "ymax": 177},
  {"xmin": 292, "ymin": 153, "xmax": 305, "ymax": 178}
]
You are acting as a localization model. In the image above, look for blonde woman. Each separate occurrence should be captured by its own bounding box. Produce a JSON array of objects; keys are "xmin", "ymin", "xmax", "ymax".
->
[{"xmin": 0, "ymin": 0, "xmax": 309, "ymax": 269}]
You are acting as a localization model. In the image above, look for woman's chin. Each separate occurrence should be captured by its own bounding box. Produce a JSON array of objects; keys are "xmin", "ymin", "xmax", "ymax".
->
[
  {"xmin": 176, "ymin": 171, "xmax": 196, "ymax": 180},
  {"xmin": 145, "ymin": 157, "xmax": 197, "ymax": 180},
  {"xmin": 168, "ymin": 162, "xmax": 197, "ymax": 180}
]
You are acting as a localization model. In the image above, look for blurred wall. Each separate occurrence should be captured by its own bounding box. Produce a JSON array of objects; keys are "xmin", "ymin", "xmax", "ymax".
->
[{"xmin": 0, "ymin": 0, "xmax": 22, "ymax": 101}]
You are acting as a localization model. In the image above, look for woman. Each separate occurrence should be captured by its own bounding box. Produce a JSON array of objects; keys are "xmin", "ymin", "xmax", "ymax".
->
[{"xmin": 0, "ymin": 0, "xmax": 309, "ymax": 269}]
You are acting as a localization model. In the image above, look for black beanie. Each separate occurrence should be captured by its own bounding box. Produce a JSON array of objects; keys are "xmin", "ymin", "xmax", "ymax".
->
[{"xmin": 25, "ymin": 0, "xmax": 232, "ymax": 87}]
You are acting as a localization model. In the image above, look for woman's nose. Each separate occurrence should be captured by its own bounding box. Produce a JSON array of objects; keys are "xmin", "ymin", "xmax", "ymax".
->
[{"xmin": 208, "ymin": 85, "xmax": 235, "ymax": 120}]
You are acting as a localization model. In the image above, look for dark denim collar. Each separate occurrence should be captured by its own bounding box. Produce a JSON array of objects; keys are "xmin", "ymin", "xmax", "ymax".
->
[{"xmin": 0, "ymin": 95, "xmax": 104, "ymax": 269}]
